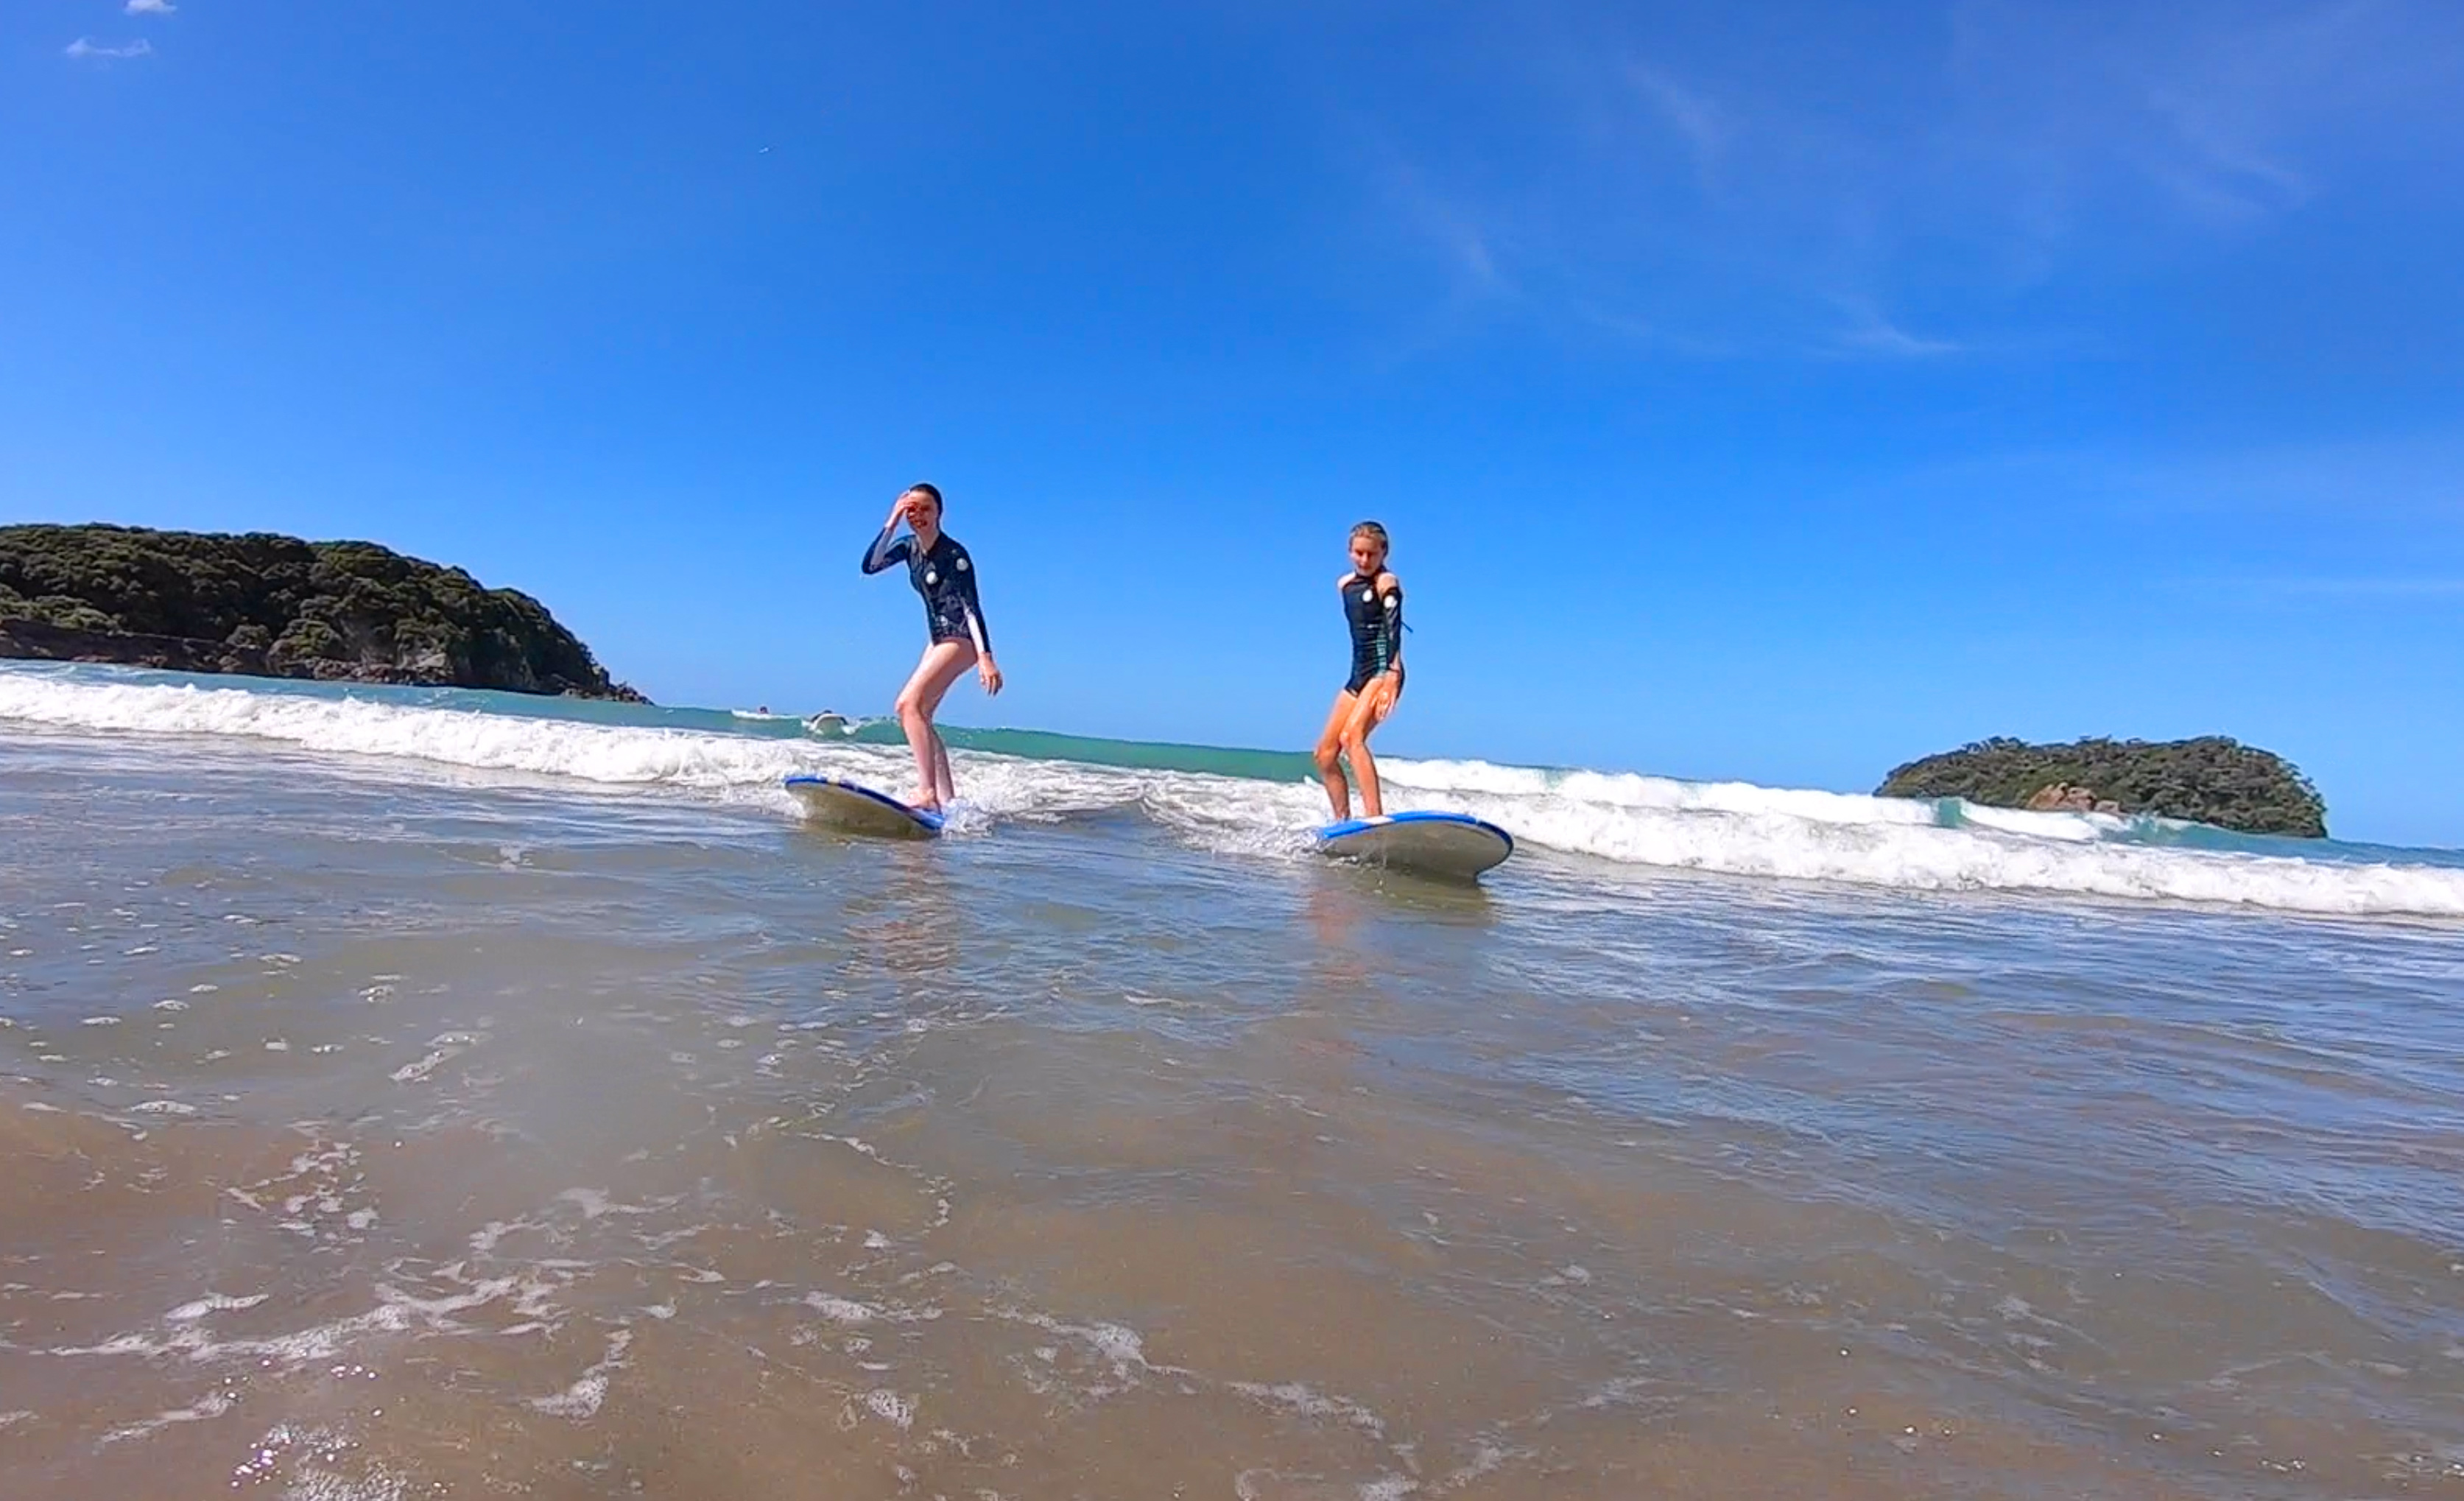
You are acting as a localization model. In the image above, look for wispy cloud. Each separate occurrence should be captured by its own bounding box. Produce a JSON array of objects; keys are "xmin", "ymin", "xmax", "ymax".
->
[
  {"xmin": 2125, "ymin": 434, "xmax": 2464, "ymax": 521},
  {"xmin": 1564, "ymin": 300, "xmax": 1742, "ymax": 359},
  {"xmin": 2270, "ymin": 577, "xmax": 2464, "ymax": 597},
  {"xmin": 125, "ymin": 0, "xmax": 177, "ymax": 15},
  {"xmin": 64, "ymin": 37, "xmax": 154, "ymax": 60},
  {"xmin": 2143, "ymin": 88, "xmax": 2312, "ymax": 221},
  {"xmin": 1345, "ymin": 0, "xmax": 2460, "ymax": 359},
  {"xmin": 1811, "ymin": 423, "xmax": 2464, "ymax": 559},
  {"xmin": 1374, "ymin": 152, "xmax": 1510, "ymax": 300},
  {"xmin": 1828, "ymin": 300, "xmax": 1965, "ymax": 359},
  {"xmin": 1626, "ymin": 63, "xmax": 1728, "ymax": 179},
  {"xmin": 2169, "ymin": 575, "xmax": 2464, "ymax": 602},
  {"xmin": 1943, "ymin": 0, "xmax": 2463, "ymax": 242}
]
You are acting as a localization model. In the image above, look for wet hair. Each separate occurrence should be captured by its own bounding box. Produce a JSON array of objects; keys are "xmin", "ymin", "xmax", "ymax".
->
[
  {"xmin": 1349, "ymin": 520, "xmax": 1390, "ymax": 552},
  {"xmin": 902, "ymin": 482, "xmax": 943, "ymax": 512}
]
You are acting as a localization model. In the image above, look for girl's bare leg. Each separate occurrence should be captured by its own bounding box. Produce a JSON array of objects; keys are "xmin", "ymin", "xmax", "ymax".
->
[
  {"xmin": 1339, "ymin": 676, "xmax": 1401, "ymax": 818},
  {"xmin": 1312, "ymin": 690, "xmax": 1359, "ymax": 820},
  {"xmin": 893, "ymin": 641, "xmax": 976, "ymax": 809},
  {"xmin": 927, "ymin": 725, "xmax": 956, "ymax": 806}
]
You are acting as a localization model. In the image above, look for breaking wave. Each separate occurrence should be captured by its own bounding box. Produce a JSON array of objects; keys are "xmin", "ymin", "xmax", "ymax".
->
[{"xmin": 3, "ymin": 667, "xmax": 2459, "ymax": 919}]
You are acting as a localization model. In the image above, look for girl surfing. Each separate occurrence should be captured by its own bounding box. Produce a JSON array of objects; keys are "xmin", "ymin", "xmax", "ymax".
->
[
  {"xmin": 860, "ymin": 482, "xmax": 1002, "ymax": 812},
  {"xmin": 1312, "ymin": 520, "xmax": 1405, "ymax": 821}
]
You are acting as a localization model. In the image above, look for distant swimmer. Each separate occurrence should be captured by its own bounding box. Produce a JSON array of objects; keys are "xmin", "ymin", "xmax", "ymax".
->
[
  {"xmin": 1312, "ymin": 520, "xmax": 1405, "ymax": 820},
  {"xmin": 860, "ymin": 482, "xmax": 1003, "ymax": 812}
]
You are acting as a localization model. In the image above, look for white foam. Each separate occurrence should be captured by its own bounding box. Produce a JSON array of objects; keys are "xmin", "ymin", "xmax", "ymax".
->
[
  {"xmin": 1430, "ymin": 790, "xmax": 2464, "ymax": 916},
  {"xmin": 1387, "ymin": 759, "xmax": 1940, "ymax": 829},
  {"xmin": 51, "ymin": 1277, "xmax": 534, "ymax": 1369},
  {"xmin": 0, "ymin": 673, "xmax": 820, "ymax": 791},
  {"xmin": 1003, "ymin": 1310, "xmax": 1170, "ymax": 1377},
  {"xmin": 7, "ymin": 670, "xmax": 2462, "ymax": 918},
  {"xmin": 529, "ymin": 1374, "xmax": 609, "ymax": 1419},
  {"xmin": 97, "ymin": 1389, "xmax": 234, "ymax": 1445},
  {"xmin": 1356, "ymin": 759, "xmax": 2464, "ymax": 918},
  {"xmin": 1228, "ymin": 1380, "xmax": 1387, "ymax": 1438},
  {"xmin": 166, "ymin": 1293, "xmax": 270, "ymax": 1321},
  {"xmin": 862, "ymin": 1388, "xmax": 915, "ymax": 1429},
  {"xmin": 1081, "ymin": 1321, "xmax": 1147, "ymax": 1370},
  {"xmin": 557, "ymin": 1187, "xmax": 659, "ymax": 1220},
  {"xmin": 805, "ymin": 1294, "xmax": 876, "ymax": 1324},
  {"xmin": 282, "ymin": 1467, "xmax": 405, "ymax": 1501},
  {"xmin": 1957, "ymin": 802, "xmax": 2108, "ymax": 841},
  {"xmin": 389, "ymin": 1044, "xmax": 465, "ymax": 1084}
]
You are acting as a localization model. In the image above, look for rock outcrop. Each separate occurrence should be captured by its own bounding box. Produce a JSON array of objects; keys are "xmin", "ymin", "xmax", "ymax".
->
[
  {"xmin": 1879, "ymin": 736, "xmax": 2327, "ymax": 839},
  {"xmin": 0, "ymin": 523, "xmax": 647, "ymax": 702},
  {"xmin": 2024, "ymin": 784, "xmax": 2125, "ymax": 816}
]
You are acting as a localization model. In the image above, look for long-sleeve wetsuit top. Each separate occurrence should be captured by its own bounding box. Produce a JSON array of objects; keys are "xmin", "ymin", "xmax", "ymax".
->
[
  {"xmin": 1342, "ymin": 571, "xmax": 1403, "ymax": 694},
  {"xmin": 862, "ymin": 526, "xmax": 991, "ymax": 653}
]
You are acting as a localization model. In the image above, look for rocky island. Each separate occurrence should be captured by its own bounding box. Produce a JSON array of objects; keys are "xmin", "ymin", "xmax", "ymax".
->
[
  {"xmin": 0, "ymin": 523, "xmax": 646, "ymax": 702},
  {"xmin": 1877, "ymin": 735, "xmax": 2328, "ymax": 839}
]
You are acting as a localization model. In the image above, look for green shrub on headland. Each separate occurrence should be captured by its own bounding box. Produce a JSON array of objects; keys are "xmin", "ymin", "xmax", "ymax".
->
[
  {"xmin": 1877, "ymin": 735, "xmax": 2327, "ymax": 839},
  {"xmin": 0, "ymin": 523, "xmax": 646, "ymax": 702}
]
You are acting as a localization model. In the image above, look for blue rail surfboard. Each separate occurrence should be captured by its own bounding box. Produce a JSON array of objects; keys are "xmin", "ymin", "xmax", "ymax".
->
[
  {"xmin": 784, "ymin": 774, "xmax": 944, "ymax": 839},
  {"xmin": 1312, "ymin": 809, "xmax": 1513, "ymax": 880}
]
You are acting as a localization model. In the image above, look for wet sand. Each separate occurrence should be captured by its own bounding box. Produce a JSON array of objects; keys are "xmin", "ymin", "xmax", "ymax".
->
[{"xmin": 4, "ymin": 727, "xmax": 2461, "ymax": 1498}]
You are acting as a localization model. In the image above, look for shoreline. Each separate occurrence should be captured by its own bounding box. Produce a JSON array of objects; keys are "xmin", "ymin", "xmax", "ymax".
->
[{"xmin": 0, "ymin": 616, "xmax": 650, "ymax": 703}]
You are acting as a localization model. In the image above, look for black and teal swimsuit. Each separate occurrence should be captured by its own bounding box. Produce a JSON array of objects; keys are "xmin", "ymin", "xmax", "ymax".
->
[
  {"xmin": 862, "ymin": 527, "xmax": 990, "ymax": 651},
  {"xmin": 1342, "ymin": 572, "xmax": 1404, "ymax": 695}
]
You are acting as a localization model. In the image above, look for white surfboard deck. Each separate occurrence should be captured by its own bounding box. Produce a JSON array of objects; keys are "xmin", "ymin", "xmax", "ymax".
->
[
  {"xmin": 784, "ymin": 775, "xmax": 944, "ymax": 839},
  {"xmin": 1312, "ymin": 809, "xmax": 1513, "ymax": 881}
]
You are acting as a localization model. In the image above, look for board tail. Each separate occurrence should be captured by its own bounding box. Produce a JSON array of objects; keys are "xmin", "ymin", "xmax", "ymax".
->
[
  {"xmin": 784, "ymin": 776, "xmax": 944, "ymax": 839},
  {"xmin": 1313, "ymin": 809, "xmax": 1513, "ymax": 880}
]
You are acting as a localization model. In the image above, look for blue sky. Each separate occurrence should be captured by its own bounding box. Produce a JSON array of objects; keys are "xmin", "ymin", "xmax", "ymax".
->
[{"xmin": 4, "ymin": 0, "xmax": 2460, "ymax": 843}]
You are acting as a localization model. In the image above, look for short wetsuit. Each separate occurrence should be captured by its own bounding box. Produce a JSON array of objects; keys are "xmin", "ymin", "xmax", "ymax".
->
[
  {"xmin": 863, "ymin": 527, "xmax": 990, "ymax": 653},
  {"xmin": 1342, "ymin": 571, "xmax": 1404, "ymax": 695}
]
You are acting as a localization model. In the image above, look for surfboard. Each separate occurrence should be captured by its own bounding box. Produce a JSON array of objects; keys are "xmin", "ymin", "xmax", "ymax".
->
[
  {"xmin": 1312, "ymin": 809, "xmax": 1513, "ymax": 880},
  {"xmin": 784, "ymin": 774, "xmax": 943, "ymax": 839}
]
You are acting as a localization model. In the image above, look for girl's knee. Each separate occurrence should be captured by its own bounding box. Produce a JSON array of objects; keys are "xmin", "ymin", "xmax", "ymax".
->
[{"xmin": 1312, "ymin": 740, "xmax": 1343, "ymax": 773}]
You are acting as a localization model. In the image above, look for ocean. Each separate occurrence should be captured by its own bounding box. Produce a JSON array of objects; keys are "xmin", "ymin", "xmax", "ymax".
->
[{"xmin": 3, "ymin": 660, "xmax": 2461, "ymax": 1500}]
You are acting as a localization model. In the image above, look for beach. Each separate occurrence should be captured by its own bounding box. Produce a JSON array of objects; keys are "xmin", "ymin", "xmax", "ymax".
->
[{"xmin": 4, "ymin": 661, "xmax": 2463, "ymax": 1499}]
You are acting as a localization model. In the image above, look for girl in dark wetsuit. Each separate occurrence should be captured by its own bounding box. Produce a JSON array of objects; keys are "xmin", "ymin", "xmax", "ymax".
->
[
  {"xmin": 1312, "ymin": 520, "xmax": 1406, "ymax": 820},
  {"xmin": 860, "ymin": 482, "xmax": 1003, "ymax": 812}
]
